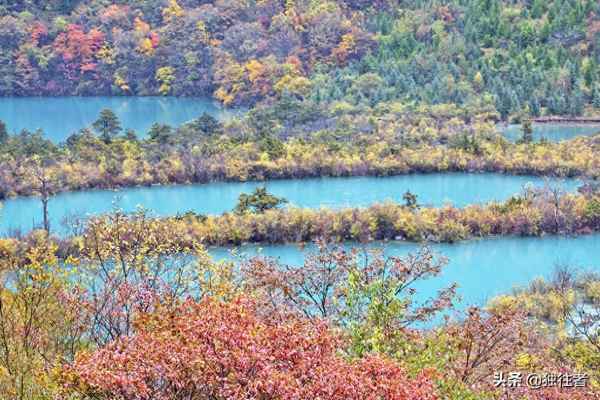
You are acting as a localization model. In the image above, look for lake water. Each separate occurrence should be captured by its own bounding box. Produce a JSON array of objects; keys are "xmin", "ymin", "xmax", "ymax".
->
[
  {"xmin": 0, "ymin": 173, "xmax": 579, "ymax": 235},
  {"xmin": 500, "ymin": 123, "xmax": 600, "ymax": 142},
  {"xmin": 209, "ymin": 234, "xmax": 600, "ymax": 312},
  {"xmin": 2, "ymin": 97, "xmax": 599, "ymax": 143},
  {"xmin": 0, "ymin": 97, "xmax": 236, "ymax": 142}
]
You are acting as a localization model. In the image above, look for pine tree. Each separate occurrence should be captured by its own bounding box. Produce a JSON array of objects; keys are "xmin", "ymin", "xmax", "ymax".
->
[
  {"xmin": 92, "ymin": 109, "xmax": 122, "ymax": 144},
  {"xmin": 148, "ymin": 123, "xmax": 173, "ymax": 144},
  {"xmin": 234, "ymin": 187, "xmax": 288, "ymax": 214},
  {"xmin": 194, "ymin": 113, "xmax": 222, "ymax": 135},
  {"xmin": 520, "ymin": 118, "xmax": 533, "ymax": 144},
  {"xmin": 529, "ymin": 97, "xmax": 541, "ymax": 117},
  {"xmin": 402, "ymin": 191, "xmax": 419, "ymax": 210},
  {"xmin": 592, "ymin": 84, "xmax": 600, "ymax": 109},
  {"xmin": 569, "ymin": 85, "xmax": 585, "ymax": 116},
  {"xmin": 0, "ymin": 120, "xmax": 8, "ymax": 145}
]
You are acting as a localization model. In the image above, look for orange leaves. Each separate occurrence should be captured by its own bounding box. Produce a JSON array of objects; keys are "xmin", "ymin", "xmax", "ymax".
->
[
  {"xmin": 85, "ymin": 28, "xmax": 105, "ymax": 54},
  {"xmin": 134, "ymin": 16, "xmax": 150, "ymax": 35},
  {"xmin": 80, "ymin": 62, "xmax": 98, "ymax": 73},
  {"xmin": 52, "ymin": 24, "xmax": 105, "ymax": 76},
  {"xmin": 149, "ymin": 32, "xmax": 160, "ymax": 47},
  {"xmin": 332, "ymin": 28, "xmax": 376, "ymax": 65},
  {"xmin": 29, "ymin": 22, "xmax": 48, "ymax": 46},
  {"xmin": 134, "ymin": 17, "xmax": 159, "ymax": 56},
  {"xmin": 332, "ymin": 32, "xmax": 356, "ymax": 63},
  {"xmin": 99, "ymin": 4, "xmax": 130, "ymax": 25},
  {"xmin": 65, "ymin": 296, "xmax": 438, "ymax": 400}
]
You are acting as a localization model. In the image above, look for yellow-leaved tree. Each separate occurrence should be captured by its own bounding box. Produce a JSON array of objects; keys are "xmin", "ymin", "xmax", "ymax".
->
[
  {"xmin": 0, "ymin": 233, "xmax": 86, "ymax": 400},
  {"xmin": 156, "ymin": 66, "xmax": 175, "ymax": 95}
]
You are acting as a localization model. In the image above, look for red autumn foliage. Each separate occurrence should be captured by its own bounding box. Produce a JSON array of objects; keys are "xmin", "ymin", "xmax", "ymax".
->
[
  {"xmin": 64, "ymin": 296, "xmax": 438, "ymax": 400},
  {"xmin": 149, "ymin": 31, "xmax": 160, "ymax": 47},
  {"xmin": 53, "ymin": 24, "xmax": 105, "ymax": 78},
  {"xmin": 30, "ymin": 22, "xmax": 48, "ymax": 45}
]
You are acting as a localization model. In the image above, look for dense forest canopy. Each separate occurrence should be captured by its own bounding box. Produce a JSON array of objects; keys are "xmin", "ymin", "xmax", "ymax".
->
[{"xmin": 1, "ymin": 0, "xmax": 599, "ymax": 119}]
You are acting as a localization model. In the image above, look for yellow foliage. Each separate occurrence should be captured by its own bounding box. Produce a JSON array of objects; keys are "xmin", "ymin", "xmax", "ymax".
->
[
  {"xmin": 586, "ymin": 281, "xmax": 600, "ymax": 302},
  {"xmin": 0, "ymin": 236, "xmax": 81, "ymax": 399},
  {"xmin": 213, "ymin": 57, "xmax": 246, "ymax": 105},
  {"xmin": 515, "ymin": 353, "xmax": 539, "ymax": 371},
  {"xmin": 114, "ymin": 73, "xmax": 130, "ymax": 92},
  {"xmin": 156, "ymin": 66, "xmax": 175, "ymax": 95},
  {"xmin": 97, "ymin": 44, "xmax": 115, "ymax": 64},
  {"xmin": 473, "ymin": 71, "xmax": 484, "ymax": 89},
  {"xmin": 196, "ymin": 21, "xmax": 209, "ymax": 42},
  {"xmin": 215, "ymin": 86, "xmax": 235, "ymax": 105},
  {"xmin": 274, "ymin": 74, "xmax": 311, "ymax": 97},
  {"xmin": 138, "ymin": 37, "xmax": 155, "ymax": 56},
  {"xmin": 0, "ymin": 238, "xmax": 16, "ymax": 260},
  {"xmin": 246, "ymin": 59, "xmax": 264, "ymax": 83},
  {"xmin": 162, "ymin": 0, "xmax": 184, "ymax": 23}
]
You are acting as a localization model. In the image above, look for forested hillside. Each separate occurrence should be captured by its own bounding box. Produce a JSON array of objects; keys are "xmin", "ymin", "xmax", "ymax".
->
[{"xmin": 1, "ymin": 0, "xmax": 599, "ymax": 119}]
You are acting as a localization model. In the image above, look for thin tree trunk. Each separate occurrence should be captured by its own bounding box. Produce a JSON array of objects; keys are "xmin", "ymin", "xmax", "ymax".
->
[{"xmin": 42, "ymin": 195, "xmax": 49, "ymax": 233}]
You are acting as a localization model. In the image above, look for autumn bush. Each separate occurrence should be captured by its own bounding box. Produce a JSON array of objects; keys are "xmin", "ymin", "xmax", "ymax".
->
[
  {"xmin": 62, "ymin": 296, "xmax": 439, "ymax": 400},
  {"xmin": 0, "ymin": 232, "xmax": 87, "ymax": 399},
  {"xmin": 2, "ymin": 228, "xmax": 600, "ymax": 399}
]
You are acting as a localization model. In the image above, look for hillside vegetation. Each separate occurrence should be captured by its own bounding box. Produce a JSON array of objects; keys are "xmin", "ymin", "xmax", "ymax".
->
[{"xmin": 1, "ymin": 0, "xmax": 600, "ymax": 119}]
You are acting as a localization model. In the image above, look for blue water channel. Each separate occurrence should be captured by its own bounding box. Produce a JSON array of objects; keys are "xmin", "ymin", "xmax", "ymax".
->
[
  {"xmin": 1, "ymin": 173, "xmax": 579, "ymax": 235},
  {"xmin": 209, "ymin": 234, "xmax": 600, "ymax": 313},
  {"xmin": 499, "ymin": 123, "xmax": 600, "ymax": 142},
  {"xmin": 0, "ymin": 96, "xmax": 236, "ymax": 142},
  {"xmin": 1, "ymin": 97, "xmax": 599, "ymax": 143}
]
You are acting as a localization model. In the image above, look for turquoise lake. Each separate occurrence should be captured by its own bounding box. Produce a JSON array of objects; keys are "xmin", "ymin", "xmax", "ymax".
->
[
  {"xmin": 1, "ymin": 97, "xmax": 599, "ymax": 143},
  {"xmin": 1, "ymin": 173, "xmax": 579, "ymax": 235},
  {"xmin": 0, "ymin": 97, "xmax": 236, "ymax": 142},
  {"xmin": 209, "ymin": 234, "xmax": 600, "ymax": 312},
  {"xmin": 500, "ymin": 123, "xmax": 600, "ymax": 142}
]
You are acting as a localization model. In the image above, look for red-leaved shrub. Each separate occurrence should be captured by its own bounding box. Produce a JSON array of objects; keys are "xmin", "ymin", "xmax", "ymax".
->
[{"xmin": 64, "ymin": 296, "xmax": 437, "ymax": 400}]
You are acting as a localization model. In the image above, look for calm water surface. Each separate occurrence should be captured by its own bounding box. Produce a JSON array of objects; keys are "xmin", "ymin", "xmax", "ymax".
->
[
  {"xmin": 500, "ymin": 123, "xmax": 600, "ymax": 142},
  {"xmin": 1, "ymin": 173, "xmax": 579, "ymax": 235},
  {"xmin": 0, "ymin": 97, "xmax": 236, "ymax": 142},
  {"xmin": 209, "ymin": 234, "xmax": 600, "ymax": 312},
  {"xmin": 2, "ymin": 97, "xmax": 598, "ymax": 143}
]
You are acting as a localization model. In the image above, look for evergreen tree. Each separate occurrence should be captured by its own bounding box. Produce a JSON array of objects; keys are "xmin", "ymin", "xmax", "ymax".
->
[
  {"xmin": 402, "ymin": 191, "xmax": 419, "ymax": 210},
  {"xmin": 0, "ymin": 120, "xmax": 7, "ymax": 145},
  {"xmin": 124, "ymin": 129, "xmax": 138, "ymax": 142},
  {"xmin": 592, "ymin": 84, "xmax": 600, "ymax": 109},
  {"xmin": 148, "ymin": 123, "xmax": 173, "ymax": 144},
  {"xmin": 569, "ymin": 87, "xmax": 585, "ymax": 116},
  {"xmin": 193, "ymin": 112, "xmax": 222, "ymax": 135},
  {"xmin": 529, "ymin": 97, "xmax": 541, "ymax": 117},
  {"xmin": 520, "ymin": 118, "xmax": 534, "ymax": 144},
  {"xmin": 234, "ymin": 187, "xmax": 288, "ymax": 214},
  {"xmin": 92, "ymin": 109, "xmax": 122, "ymax": 144}
]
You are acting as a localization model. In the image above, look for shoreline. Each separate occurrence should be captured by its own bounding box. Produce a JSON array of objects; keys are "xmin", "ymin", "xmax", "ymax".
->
[{"xmin": 532, "ymin": 116, "xmax": 600, "ymax": 124}]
